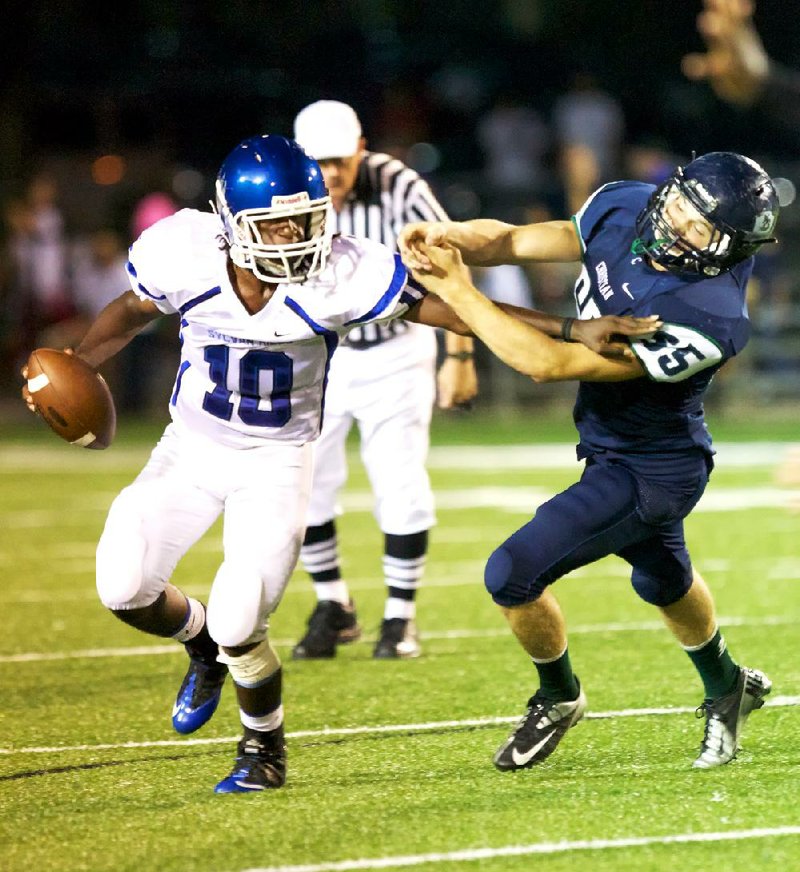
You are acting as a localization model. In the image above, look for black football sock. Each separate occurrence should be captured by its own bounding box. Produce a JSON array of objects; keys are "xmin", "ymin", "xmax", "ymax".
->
[
  {"xmin": 532, "ymin": 647, "xmax": 580, "ymax": 701},
  {"xmin": 684, "ymin": 628, "xmax": 740, "ymax": 699}
]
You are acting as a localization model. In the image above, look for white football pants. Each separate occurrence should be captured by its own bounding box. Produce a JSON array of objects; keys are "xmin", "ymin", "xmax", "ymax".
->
[
  {"xmin": 305, "ymin": 347, "xmax": 436, "ymax": 534},
  {"xmin": 96, "ymin": 424, "xmax": 312, "ymax": 648}
]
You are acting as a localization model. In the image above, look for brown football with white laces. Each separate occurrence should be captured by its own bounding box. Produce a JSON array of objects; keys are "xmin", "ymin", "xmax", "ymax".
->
[{"xmin": 25, "ymin": 348, "xmax": 116, "ymax": 449}]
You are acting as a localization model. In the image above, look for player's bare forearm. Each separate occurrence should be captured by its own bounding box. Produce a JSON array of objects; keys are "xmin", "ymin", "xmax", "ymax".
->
[
  {"xmin": 411, "ymin": 242, "xmax": 650, "ymax": 381},
  {"xmin": 441, "ymin": 282, "xmax": 645, "ymax": 382},
  {"xmin": 403, "ymin": 294, "xmax": 473, "ymax": 335},
  {"xmin": 401, "ymin": 219, "xmax": 581, "ymax": 271},
  {"xmin": 410, "ymin": 294, "xmax": 578, "ymax": 345},
  {"xmin": 75, "ymin": 291, "xmax": 162, "ymax": 368},
  {"xmin": 493, "ymin": 302, "xmax": 568, "ymax": 337}
]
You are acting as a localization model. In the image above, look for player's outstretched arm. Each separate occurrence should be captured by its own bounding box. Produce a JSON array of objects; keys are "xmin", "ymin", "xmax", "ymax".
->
[
  {"xmin": 75, "ymin": 291, "xmax": 163, "ymax": 368},
  {"xmin": 410, "ymin": 244, "xmax": 656, "ymax": 383},
  {"xmin": 400, "ymin": 219, "xmax": 580, "ymax": 271}
]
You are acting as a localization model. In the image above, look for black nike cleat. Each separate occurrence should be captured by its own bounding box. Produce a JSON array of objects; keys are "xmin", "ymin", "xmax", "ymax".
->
[{"xmin": 493, "ymin": 682, "xmax": 587, "ymax": 771}]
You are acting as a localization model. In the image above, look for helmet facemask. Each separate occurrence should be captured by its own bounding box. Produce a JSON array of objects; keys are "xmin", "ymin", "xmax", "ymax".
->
[
  {"xmin": 216, "ymin": 182, "xmax": 332, "ymax": 283},
  {"xmin": 634, "ymin": 157, "xmax": 779, "ymax": 277}
]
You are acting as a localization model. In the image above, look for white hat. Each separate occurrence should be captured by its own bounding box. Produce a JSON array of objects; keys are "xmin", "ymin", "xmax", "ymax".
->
[{"xmin": 294, "ymin": 100, "xmax": 363, "ymax": 160}]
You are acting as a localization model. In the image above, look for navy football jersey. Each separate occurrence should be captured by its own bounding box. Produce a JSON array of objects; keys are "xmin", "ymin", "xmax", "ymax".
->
[{"xmin": 571, "ymin": 181, "xmax": 752, "ymax": 458}]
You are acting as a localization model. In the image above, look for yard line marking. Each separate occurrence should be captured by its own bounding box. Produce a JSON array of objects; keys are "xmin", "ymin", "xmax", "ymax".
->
[
  {"xmin": 1, "ymin": 614, "xmax": 796, "ymax": 664},
  {"xmin": 2, "ymin": 695, "xmax": 798, "ymax": 755},
  {"xmin": 3, "ymin": 485, "xmax": 796, "ymax": 528},
  {"xmin": 7, "ymin": 556, "xmax": 800, "ymax": 605},
  {"xmin": 3, "ymin": 441, "xmax": 792, "ymax": 471},
  {"xmin": 239, "ymin": 826, "xmax": 800, "ymax": 872}
]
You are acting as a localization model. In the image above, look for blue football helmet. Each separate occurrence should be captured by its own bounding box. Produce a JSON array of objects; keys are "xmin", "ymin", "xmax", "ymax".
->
[
  {"xmin": 633, "ymin": 151, "xmax": 780, "ymax": 276},
  {"xmin": 215, "ymin": 135, "xmax": 332, "ymax": 283}
]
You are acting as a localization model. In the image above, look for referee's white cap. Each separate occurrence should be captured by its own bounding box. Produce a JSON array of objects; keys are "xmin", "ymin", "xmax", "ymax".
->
[{"xmin": 294, "ymin": 100, "xmax": 362, "ymax": 160}]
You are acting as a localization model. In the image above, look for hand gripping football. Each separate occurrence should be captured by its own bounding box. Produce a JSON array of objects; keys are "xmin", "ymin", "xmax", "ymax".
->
[{"xmin": 25, "ymin": 348, "xmax": 116, "ymax": 449}]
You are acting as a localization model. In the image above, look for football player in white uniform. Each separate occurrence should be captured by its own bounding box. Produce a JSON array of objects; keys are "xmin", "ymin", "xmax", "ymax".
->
[
  {"xmin": 22, "ymin": 134, "xmax": 657, "ymax": 794},
  {"xmin": 64, "ymin": 135, "xmax": 462, "ymax": 794}
]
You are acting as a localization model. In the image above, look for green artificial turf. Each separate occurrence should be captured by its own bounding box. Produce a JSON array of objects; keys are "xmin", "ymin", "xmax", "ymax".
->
[{"xmin": 1, "ymin": 416, "xmax": 798, "ymax": 872}]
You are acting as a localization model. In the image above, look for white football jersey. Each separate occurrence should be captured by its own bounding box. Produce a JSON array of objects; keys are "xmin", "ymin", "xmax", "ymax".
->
[{"xmin": 127, "ymin": 209, "xmax": 425, "ymax": 448}]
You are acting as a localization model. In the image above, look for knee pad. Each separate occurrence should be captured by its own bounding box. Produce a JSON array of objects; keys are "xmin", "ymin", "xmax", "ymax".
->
[
  {"xmin": 96, "ymin": 490, "xmax": 161, "ymax": 610},
  {"xmin": 631, "ymin": 568, "xmax": 692, "ymax": 606},
  {"xmin": 206, "ymin": 563, "xmax": 265, "ymax": 647},
  {"xmin": 484, "ymin": 545, "xmax": 546, "ymax": 607},
  {"xmin": 217, "ymin": 638, "xmax": 280, "ymax": 688}
]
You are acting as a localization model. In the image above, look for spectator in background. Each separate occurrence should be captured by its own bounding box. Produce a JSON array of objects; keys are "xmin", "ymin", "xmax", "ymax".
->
[
  {"xmin": 681, "ymin": 0, "xmax": 800, "ymax": 119},
  {"xmin": 131, "ymin": 191, "xmax": 179, "ymax": 241},
  {"xmin": 70, "ymin": 229, "xmax": 131, "ymax": 321},
  {"xmin": 0, "ymin": 197, "xmax": 36, "ymax": 371},
  {"xmin": 553, "ymin": 72, "xmax": 625, "ymax": 214},
  {"xmin": 476, "ymin": 93, "xmax": 550, "ymax": 220},
  {"xmin": 25, "ymin": 174, "xmax": 72, "ymax": 326},
  {"xmin": 0, "ymin": 177, "xmax": 73, "ymax": 375}
]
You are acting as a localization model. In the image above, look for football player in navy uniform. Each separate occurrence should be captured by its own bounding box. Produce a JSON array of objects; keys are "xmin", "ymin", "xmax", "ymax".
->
[{"xmin": 401, "ymin": 151, "xmax": 786, "ymax": 770}]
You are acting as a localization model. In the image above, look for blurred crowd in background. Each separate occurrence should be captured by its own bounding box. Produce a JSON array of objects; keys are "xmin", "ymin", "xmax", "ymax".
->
[{"xmin": 2, "ymin": 0, "xmax": 799, "ymax": 416}]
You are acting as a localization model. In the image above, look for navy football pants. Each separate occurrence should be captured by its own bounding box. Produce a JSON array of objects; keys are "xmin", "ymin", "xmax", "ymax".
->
[{"xmin": 484, "ymin": 454, "xmax": 710, "ymax": 608}]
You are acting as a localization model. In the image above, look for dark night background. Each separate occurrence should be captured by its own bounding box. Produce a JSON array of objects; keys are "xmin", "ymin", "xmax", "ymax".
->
[
  {"xmin": 4, "ymin": 1, "xmax": 800, "ymax": 187},
  {"xmin": 2, "ymin": 0, "xmax": 799, "ymax": 408}
]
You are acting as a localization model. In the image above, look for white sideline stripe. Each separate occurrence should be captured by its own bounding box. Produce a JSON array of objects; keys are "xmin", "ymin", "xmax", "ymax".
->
[
  {"xmin": 239, "ymin": 827, "xmax": 800, "ymax": 872},
  {"xmin": 1, "ymin": 614, "xmax": 796, "ymax": 664},
  {"xmin": 2, "ymin": 696, "xmax": 798, "ymax": 756}
]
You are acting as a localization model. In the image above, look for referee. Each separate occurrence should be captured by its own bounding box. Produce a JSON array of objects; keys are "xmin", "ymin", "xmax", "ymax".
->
[{"xmin": 292, "ymin": 100, "xmax": 478, "ymax": 659}]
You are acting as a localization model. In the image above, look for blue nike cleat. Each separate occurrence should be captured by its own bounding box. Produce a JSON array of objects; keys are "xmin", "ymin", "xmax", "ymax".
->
[
  {"xmin": 215, "ymin": 729, "xmax": 287, "ymax": 793},
  {"xmin": 172, "ymin": 656, "xmax": 228, "ymax": 735}
]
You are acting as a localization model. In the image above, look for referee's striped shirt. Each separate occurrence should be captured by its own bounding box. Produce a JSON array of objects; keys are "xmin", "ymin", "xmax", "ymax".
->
[
  {"xmin": 332, "ymin": 151, "xmax": 449, "ymax": 348},
  {"xmin": 331, "ymin": 151, "xmax": 448, "ymax": 251}
]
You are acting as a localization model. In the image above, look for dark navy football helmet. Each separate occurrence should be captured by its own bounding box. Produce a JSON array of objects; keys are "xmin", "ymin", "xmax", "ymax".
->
[
  {"xmin": 633, "ymin": 151, "xmax": 780, "ymax": 276},
  {"xmin": 215, "ymin": 135, "xmax": 331, "ymax": 283}
]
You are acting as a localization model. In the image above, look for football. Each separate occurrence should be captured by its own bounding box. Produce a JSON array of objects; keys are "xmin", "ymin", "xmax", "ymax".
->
[{"xmin": 25, "ymin": 348, "xmax": 116, "ymax": 449}]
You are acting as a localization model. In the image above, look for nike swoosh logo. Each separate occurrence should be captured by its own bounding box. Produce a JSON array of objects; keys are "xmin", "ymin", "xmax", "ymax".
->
[
  {"xmin": 621, "ymin": 282, "xmax": 634, "ymax": 299},
  {"xmin": 511, "ymin": 729, "xmax": 556, "ymax": 766}
]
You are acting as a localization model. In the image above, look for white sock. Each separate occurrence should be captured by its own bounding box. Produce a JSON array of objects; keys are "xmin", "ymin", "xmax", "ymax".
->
[
  {"xmin": 314, "ymin": 581, "xmax": 350, "ymax": 604},
  {"xmin": 384, "ymin": 597, "xmax": 415, "ymax": 621}
]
